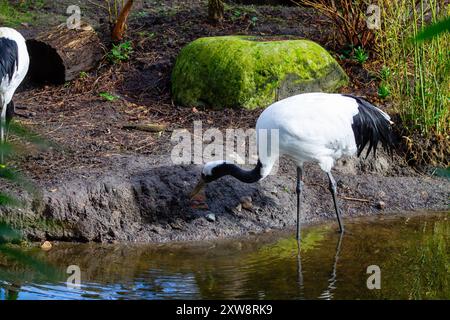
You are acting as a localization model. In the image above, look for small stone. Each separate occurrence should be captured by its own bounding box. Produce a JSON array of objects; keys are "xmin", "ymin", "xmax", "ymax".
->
[
  {"xmin": 420, "ymin": 191, "xmax": 428, "ymax": 200},
  {"xmin": 150, "ymin": 226, "xmax": 163, "ymax": 234},
  {"xmin": 170, "ymin": 222, "xmax": 183, "ymax": 230},
  {"xmin": 235, "ymin": 203, "xmax": 242, "ymax": 212},
  {"xmin": 376, "ymin": 201, "xmax": 386, "ymax": 210},
  {"xmin": 377, "ymin": 191, "xmax": 386, "ymax": 198},
  {"xmin": 205, "ymin": 213, "xmax": 216, "ymax": 222},
  {"xmin": 41, "ymin": 241, "xmax": 52, "ymax": 251},
  {"xmin": 240, "ymin": 196, "xmax": 253, "ymax": 210}
]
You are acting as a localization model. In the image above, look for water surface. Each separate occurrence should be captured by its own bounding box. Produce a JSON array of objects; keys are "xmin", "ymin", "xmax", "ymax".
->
[{"xmin": 0, "ymin": 212, "xmax": 448, "ymax": 300}]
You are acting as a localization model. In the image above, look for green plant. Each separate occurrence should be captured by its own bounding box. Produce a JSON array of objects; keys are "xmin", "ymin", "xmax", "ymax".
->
[
  {"xmin": 378, "ymin": 84, "xmax": 390, "ymax": 99},
  {"xmin": 353, "ymin": 46, "xmax": 369, "ymax": 64},
  {"xmin": 379, "ymin": 66, "xmax": 391, "ymax": 81},
  {"xmin": 0, "ymin": 116, "xmax": 59, "ymax": 293},
  {"xmin": 79, "ymin": 71, "xmax": 88, "ymax": 79},
  {"xmin": 414, "ymin": 16, "xmax": 450, "ymax": 42},
  {"xmin": 232, "ymin": 9, "xmax": 242, "ymax": 20},
  {"xmin": 99, "ymin": 92, "xmax": 119, "ymax": 101},
  {"xmin": 0, "ymin": 124, "xmax": 45, "ymax": 242},
  {"xmin": 378, "ymin": 0, "xmax": 449, "ymax": 164},
  {"xmin": 107, "ymin": 41, "xmax": 133, "ymax": 64},
  {"xmin": 0, "ymin": 122, "xmax": 48, "ymax": 205}
]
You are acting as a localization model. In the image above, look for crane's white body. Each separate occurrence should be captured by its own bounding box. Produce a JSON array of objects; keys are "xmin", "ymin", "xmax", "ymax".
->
[
  {"xmin": 0, "ymin": 27, "xmax": 30, "ymax": 142},
  {"xmin": 255, "ymin": 93, "xmax": 389, "ymax": 177},
  {"xmin": 196, "ymin": 92, "xmax": 393, "ymax": 239}
]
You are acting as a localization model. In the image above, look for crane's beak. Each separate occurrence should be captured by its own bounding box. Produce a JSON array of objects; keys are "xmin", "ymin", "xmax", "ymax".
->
[{"xmin": 190, "ymin": 178, "xmax": 206, "ymax": 199}]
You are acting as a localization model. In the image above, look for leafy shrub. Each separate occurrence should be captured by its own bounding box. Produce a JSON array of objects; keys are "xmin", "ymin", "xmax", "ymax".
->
[
  {"xmin": 107, "ymin": 41, "xmax": 133, "ymax": 64},
  {"xmin": 353, "ymin": 46, "xmax": 369, "ymax": 64}
]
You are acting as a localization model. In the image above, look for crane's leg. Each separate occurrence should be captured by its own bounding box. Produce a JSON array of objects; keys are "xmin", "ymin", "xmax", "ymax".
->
[
  {"xmin": 296, "ymin": 166, "xmax": 304, "ymax": 241},
  {"xmin": 296, "ymin": 244, "xmax": 304, "ymax": 297},
  {"xmin": 327, "ymin": 172, "xmax": 344, "ymax": 233},
  {"xmin": 0, "ymin": 99, "xmax": 6, "ymax": 165}
]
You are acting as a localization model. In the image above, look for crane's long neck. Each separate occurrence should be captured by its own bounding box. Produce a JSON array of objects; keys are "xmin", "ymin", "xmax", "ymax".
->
[
  {"xmin": 209, "ymin": 160, "xmax": 264, "ymax": 184},
  {"xmin": 228, "ymin": 160, "xmax": 263, "ymax": 183}
]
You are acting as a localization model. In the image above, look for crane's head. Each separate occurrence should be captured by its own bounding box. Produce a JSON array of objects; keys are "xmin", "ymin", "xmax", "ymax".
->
[{"xmin": 190, "ymin": 161, "xmax": 229, "ymax": 198}]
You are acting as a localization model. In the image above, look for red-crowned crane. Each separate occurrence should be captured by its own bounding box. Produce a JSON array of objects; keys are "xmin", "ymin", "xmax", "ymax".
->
[
  {"xmin": 190, "ymin": 92, "xmax": 394, "ymax": 241},
  {"xmin": 0, "ymin": 27, "xmax": 30, "ymax": 161}
]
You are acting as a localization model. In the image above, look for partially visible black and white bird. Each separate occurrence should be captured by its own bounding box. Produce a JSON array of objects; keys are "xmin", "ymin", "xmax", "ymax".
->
[
  {"xmin": 0, "ymin": 27, "xmax": 30, "ymax": 159},
  {"xmin": 190, "ymin": 92, "xmax": 394, "ymax": 241}
]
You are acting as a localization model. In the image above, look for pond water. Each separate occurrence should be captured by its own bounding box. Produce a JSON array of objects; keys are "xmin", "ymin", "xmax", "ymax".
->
[{"xmin": 0, "ymin": 212, "xmax": 448, "ymax": 300}]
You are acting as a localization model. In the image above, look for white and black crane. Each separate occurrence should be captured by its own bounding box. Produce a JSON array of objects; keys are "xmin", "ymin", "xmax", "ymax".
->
[
  {"xmin": 0, "ymin": 27, "xmax": 30, "ymax": 161},
  {"xmin": 191, "ymin": 92, "xmax": 394, "ymax": 240}
]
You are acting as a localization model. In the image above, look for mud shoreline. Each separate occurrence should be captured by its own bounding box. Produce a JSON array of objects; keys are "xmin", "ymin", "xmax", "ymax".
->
[{"xmin": 1, "ymin": 153, "xmax": 448, "ymax": 243}]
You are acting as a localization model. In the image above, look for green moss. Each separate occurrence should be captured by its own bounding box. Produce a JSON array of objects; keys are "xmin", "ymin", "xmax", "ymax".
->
[
  {"xmin": 0, "ymin": 216, "xmax": 68, "ymax": 243},
  {"xmin": 0, "ymin": 0, "xmax": 34, "ymax": 27},
  {"xmin": 0, "ymin": 1, "xmax": 59, "ymax": 28},
  {"xmin": 172, "ymin": 36, "xmax": 349, "ymax": 109}
]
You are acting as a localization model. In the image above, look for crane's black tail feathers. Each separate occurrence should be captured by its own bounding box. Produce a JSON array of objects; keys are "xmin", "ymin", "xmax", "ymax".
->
[
  {"xmin": 0, "ymin": 37, "xmax": 19, "ymax": 84},
  {"xmin": 345, "ymin": 94, "xmax": 394, "ymax": 158},
  {"xmin": 6, "ymin": 101, "xmax": 15, "ymax": 126}
]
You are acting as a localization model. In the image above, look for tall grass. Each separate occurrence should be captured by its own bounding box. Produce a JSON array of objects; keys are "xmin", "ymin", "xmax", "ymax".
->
[{"xmin": 377, "ymin": 0, "xmax": 449, "ymax": 164}]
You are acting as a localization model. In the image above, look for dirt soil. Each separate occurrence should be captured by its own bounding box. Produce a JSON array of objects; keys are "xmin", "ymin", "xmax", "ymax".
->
[{"xmin": 0, "ymin": 0, "xmax": 448, "ymax": 243}]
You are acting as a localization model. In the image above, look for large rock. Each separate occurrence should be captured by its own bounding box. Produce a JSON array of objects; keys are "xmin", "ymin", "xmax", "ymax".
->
[{"xmin": 172, "ymin": 36, "xmax": 349, "ymax": 109}]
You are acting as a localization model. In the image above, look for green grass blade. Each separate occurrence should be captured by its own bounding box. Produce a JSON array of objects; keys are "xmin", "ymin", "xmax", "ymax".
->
[
  {"xmin": 414, "ymin": 17, "xmax": 450, "ymax": 42},
  {"xmin": 0, "ymin": 245, "xmax": 62, "ymax": 280},
  {"xmin": 0, "ymin": 222, "xmax": 22, "ymax": 244},
  {"xmin": 8, "ymin": 122, "xmax": 53, "ymax": 149},
  {"xmin": 0, "ymin": 193, "xmax": 22, "ymax": 207},
  {"xmin": 0, "ymin": 166, "xmax": 37, "ymax": 195}
]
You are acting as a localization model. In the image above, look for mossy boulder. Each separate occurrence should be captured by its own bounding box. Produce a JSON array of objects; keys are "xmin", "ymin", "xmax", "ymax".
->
[{"xmin": 172, "ymin": 36, "xmax": 348, "ymax": 109}]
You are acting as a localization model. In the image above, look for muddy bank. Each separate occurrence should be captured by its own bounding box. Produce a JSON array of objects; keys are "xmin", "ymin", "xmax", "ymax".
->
[{"xmin": 1, "ymin": 154, "xmax": 448, "ymax": 243}]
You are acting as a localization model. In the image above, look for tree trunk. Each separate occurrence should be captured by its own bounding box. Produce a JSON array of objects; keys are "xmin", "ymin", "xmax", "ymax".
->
[
  {"xmin": 208, "ymin": 0, "xmax": 224, "ymax": 22},
  {"xmin": 112, "ymin": 0, "xmax": 134, "ymax": 42},
  {"xmin": 26, "ymin": 23, "xmax": 103, "ymax": 84}
]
